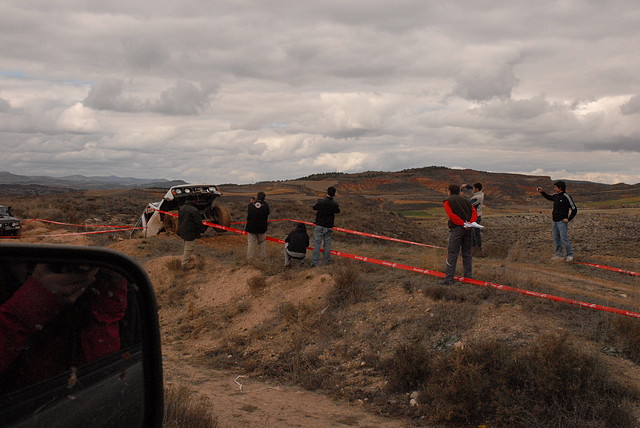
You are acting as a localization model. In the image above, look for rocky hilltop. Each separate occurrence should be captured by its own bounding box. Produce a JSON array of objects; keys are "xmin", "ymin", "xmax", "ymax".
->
[{"xmin": 233, "ymin": 167, "xmax": 640, "ymax": 213}]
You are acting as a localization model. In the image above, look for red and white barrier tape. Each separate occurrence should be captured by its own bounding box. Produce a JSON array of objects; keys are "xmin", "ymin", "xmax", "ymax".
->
[
  {"xmin": 241, "ymin": 217, "xmax": 639, "ymax": 277},
  {"xmin": 24, "ymin": 218, "xmax": 135, "ymax": 228},
  {"xmin": 14, "ymin": 212, "xmax": 640, "ymax": 278},
  {"xmin": 166, "ymin": 210, "xmax": 639, "ymax": 278},
  {"xmin": 12, "ymin": 211, "xmax": 638, "ymax": 317},
  {"xmin": 192, "ymin": 216, "xmax": 640, "ymax": 319},
  {"xmin": 0, "ymin": 218, "xmax": 141, "ymax": 239},
  {"xmin": 269, "ymin": 218, "xmax": 445, "ymax": 249},
  {"xmin": 575, "ymin": 261, "xmax": 639, "ymax": 277},
  {"xmin": 37, "ymin": 227, "xmax": 139, "ymax": 237}
]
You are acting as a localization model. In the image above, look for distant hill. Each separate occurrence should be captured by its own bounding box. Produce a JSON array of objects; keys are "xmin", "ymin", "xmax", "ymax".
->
[
  {"xmin": 2, "ymin": 168, "xmax": 638, "ymax": 208},
  {"xmin": 0, "ymin": 171, "xmax": 185, "ymax": 194},
  {"xmin": 242, "ymin": 166, "xmax": 640, "ymax": 210}
]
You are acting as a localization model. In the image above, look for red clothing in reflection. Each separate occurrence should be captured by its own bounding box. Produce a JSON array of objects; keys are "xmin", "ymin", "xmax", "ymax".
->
[{"xmin": 0, "ymin": 273, "xmax": 127, "ymax": 387}]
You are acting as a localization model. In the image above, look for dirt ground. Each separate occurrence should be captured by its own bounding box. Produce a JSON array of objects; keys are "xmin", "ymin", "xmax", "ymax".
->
[
  {"xmin": 122, "ymin": 208, "xmax": 639, "ymax": 427},
  {"xmin": 117, "ymin": 235, "xmax": 417, "ymax": 427},
  {"xmin": 13, "ymin": 207, "xmax": 640, "ymax": 427}
]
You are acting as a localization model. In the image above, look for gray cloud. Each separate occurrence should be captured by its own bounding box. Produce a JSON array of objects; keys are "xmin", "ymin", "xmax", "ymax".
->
[
  {"xmin": 83, "ymin": 79, "xmax": 215, "ymax": 115},
  {"xmin": 452, "ymin": 62, "xmax": 520, "ymax": 101},
  {"xmin": 585, "ymin": 136, "xmax": 640, "ymax": 153},
  {"xmin": 0, "ymin": 98, "xmax": 11, "ymax": 113},
  {"xmin": 152, "ymin": 80, "xmax": 216, "ymax": 115},
  {"xmin": 620, "ymin": 95, "xmax": 640, "ymax": 115},
  {"xmin": 83, "ymin": 80, "xmax": 133, "ymax": 112}
]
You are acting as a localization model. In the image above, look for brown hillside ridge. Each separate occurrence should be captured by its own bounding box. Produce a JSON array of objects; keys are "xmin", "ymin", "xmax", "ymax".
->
[{"xmin": 3, "ymin": 167, "xmax": 640, "ymax": 427}]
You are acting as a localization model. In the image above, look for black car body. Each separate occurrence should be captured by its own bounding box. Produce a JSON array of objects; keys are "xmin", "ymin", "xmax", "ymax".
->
[{"xmin": 0, "ymin": 205, "xmax": 21, "ymax": 237}]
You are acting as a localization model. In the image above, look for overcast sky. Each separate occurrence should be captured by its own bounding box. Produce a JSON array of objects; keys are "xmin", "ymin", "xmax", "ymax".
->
[{"xmin": 1, "ymin": 1, "xmax": 639, "ymax": 185}]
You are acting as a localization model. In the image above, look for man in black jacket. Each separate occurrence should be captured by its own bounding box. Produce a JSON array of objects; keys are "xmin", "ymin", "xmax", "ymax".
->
[
  {"xmin": 537, "ymin": 181, "xmax": 577, "ymax": 261},
  {"xmin": 178, "ymin": 195, "xmax": 207, "ymax": 269},
  {"xmin": 311, "ymin": 186, "xmax": 340, "ymax": 266},
  {"xmin": 245, "ymin": 192, "xmax": 270, "ymax": 261}
]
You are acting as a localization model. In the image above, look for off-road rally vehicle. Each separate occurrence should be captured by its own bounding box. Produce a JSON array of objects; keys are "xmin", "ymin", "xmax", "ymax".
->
[
  {"xmin": 131, "ymin": 184, "xmax": 231, "ymax": 238},
  {"xmin": 0, "ymin": 205, "xmax": 21, "ymax": 237}
]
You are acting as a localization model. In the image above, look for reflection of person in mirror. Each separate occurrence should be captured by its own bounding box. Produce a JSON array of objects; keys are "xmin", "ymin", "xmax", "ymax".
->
[{"xmin": 0, "ymin": 263, "xmax": 128, "ymax": 390}]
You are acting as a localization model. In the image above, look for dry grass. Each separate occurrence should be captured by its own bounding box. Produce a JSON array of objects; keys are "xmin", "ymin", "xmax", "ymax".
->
[
  {"xmin": 163, "ymin": 385, "xmax": 220, "ymax": 428},
  {"xmin": 165, "ymin": 258, "xmax": 183, "ymax": 272},
  {"xmin": 247, "ymin": 274, "xmax": 268, "ymax": 295},
  {"xmin": 383, "ymin": 334, "xmax": 636, "ymax": 427},
  {"xmin": 327, "ymin": 261, "xmax": 374, "ymax": 307},
  {"xmin": 277, "ymin": 301, "xmax": 299, "ymax": 323},
  {"xmin": 612, "ymin": 316, "xmax": 640, "ymax": 364}
]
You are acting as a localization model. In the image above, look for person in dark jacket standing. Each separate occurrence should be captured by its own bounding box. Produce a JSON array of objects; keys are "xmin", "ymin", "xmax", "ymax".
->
[
  {"xmin": 442, "ymin": 184, "xmax": 478, "ymax": 285},
  {"xmin": 312, "ymin": 186, "xmax": 340, "ymax": 266},
  {"xmin": 284, "ymin": 222, "xmax": 310, "ymax": 267},
  {"xmin": 178, "ymin": 195, "xmax": 206, "ymax": 269},
  {"xmin": 245, "ymin": 192, "xmax": 270, "ymax": 261},
  {"xmin": 537, "ymin": 181, "xmax": 577, "ymax": 261}
]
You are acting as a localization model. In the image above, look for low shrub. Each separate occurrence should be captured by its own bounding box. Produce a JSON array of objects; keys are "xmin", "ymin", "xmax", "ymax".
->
[
  {"xmin": 328, "ymin": 262, "xmax": 374, "ymax": 307},
  {"xmin": 383, "ymin": 342, "xmax": 433, "ymax": 393},
  {"xmin": 163, "ymin": 385, "xmax": 220, "ymax": 428},
  {"xmin": 278, "ymin": 301, "xmax": 299, "ymax": 323},
  {"xmin": 166, "ymin": 258, "xmax": 183, "ymax": 272},
  {"xmin": 612, "ymin": 316, "xmax": 640, "ymax": 364},
  {"xmin": 384, "ymin": 334, "xmax": 636, "ymax": 427},
  {"xmin": 247, "ymin": 275, "xmax": 268, "ymax": 295}
]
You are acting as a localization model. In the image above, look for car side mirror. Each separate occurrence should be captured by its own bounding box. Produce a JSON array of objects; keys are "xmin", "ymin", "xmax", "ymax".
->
[{"xmin": 0, "ymin": 243, "xmax": 163, "ymax": 427}]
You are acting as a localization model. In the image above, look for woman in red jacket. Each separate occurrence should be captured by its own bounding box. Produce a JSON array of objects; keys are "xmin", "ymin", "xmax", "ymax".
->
[{"xmin": 0, "ymin": 262, "xmax": 128, "ymax": 391}]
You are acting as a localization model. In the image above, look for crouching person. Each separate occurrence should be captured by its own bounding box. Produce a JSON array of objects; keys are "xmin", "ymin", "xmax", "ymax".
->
[{"xmin": 284, "ymin": 223, "xmax": 309, "ymax": 268}]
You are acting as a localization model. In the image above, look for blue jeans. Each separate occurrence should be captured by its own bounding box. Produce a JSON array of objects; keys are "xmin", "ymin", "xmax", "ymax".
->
[
  {"xmin": 552, "ymin": 221, "xmax": 573, "ymax": 257},
  {"xmin": 312, "ymin": 226, "xmax": 333, "ymax": 266}
]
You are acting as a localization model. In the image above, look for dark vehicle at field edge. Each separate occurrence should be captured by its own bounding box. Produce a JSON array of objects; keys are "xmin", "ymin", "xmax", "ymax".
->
[{"xmin": 0, "ymin": 205, "xmax": 21, "ymax": 237}]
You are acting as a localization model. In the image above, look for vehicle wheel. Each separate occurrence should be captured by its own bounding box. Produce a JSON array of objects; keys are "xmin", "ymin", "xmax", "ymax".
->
[
  {"xmin": 210, "ymin": 205, "xmax": 231, "ymax": 233},
  {"xmin": 162, "ymin": 212, "xmax": 179, "ymax": 234}
]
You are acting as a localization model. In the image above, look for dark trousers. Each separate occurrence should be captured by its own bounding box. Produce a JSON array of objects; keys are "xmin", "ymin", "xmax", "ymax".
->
[
  {"xmin": 445, "ymin": 226, "xmax": 473, "ymax": 282},
  {"xmin": 472, "ymin": 216, "xmax": 482, "ymax": 248}
]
